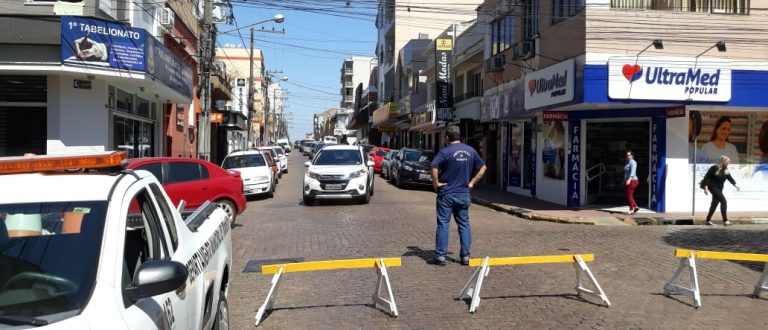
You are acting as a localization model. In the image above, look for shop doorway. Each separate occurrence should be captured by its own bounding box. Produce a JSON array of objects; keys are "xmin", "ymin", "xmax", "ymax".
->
[{"xmin": 585, "ymin": 120, "xmax": 650, "ymax": 208}]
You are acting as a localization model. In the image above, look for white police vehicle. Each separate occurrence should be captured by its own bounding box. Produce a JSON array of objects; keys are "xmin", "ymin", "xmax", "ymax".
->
[
  {"xmin": 0, "ymin": 152, "xmax": 232, "ymax": 329},
  {"xmin": 303, "ymin": 145, "xmax": 375, "ymax": 205}
]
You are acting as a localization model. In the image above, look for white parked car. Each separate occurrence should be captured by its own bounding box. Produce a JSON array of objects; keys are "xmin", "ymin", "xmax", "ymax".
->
[
  {"xmin": 303, "ymin": 145, "xmax": 375, "ymax": 205},
  {"xmin": 276, "ymin": 139, "xmax": 291, "ymax": 153},
  {"xmin": 222, "ymin": 150, "xmax": 275, "ymax": 198},
  {"xmin": 272, "ymin": 146, "xmax": 288, "ymax": 173},
  {"xmin": 0, "ymin": 152, "xmax": 231, "ymax": 329}
]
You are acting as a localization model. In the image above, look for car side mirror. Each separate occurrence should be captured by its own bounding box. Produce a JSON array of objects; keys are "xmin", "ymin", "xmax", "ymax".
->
[
  {"xmin": 304, "ymin": 161, "xmax": 311, "ymax": 167},
  {"xmin": 125, "ymin": 260, "xmax": 188, "ymax": 300},
  {"xmin": 367, "ymin": 161, "xmax": 375, "ymax": 167}
]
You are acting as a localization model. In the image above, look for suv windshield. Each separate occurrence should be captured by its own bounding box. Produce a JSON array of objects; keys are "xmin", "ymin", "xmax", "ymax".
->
[
  {"xmin": 0, "ymin": 201, "xmax": 107, "ymax": 324},
  {"xmin": 314, "ymin": 149, "xmax": 363, "ymax": 166},
  {"xmin": 222, "ymin": 154, "xmax": 266, "ymax": 168},
  {"xmin": 403, "ymin": 150, "xmax": 435, "ymax": 163}
]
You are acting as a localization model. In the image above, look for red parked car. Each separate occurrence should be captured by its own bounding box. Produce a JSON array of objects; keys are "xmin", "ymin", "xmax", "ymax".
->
[
  {"xmin": 261, "ymin": 151, "xmax": 280, "ymax": 184},
  {"xmin": 126, "ymin": 157, "xmax": 247, "ymax": 227},
  {"xmin": 370, "ymin": 147, "xmax": 392, "ymax": 173}
]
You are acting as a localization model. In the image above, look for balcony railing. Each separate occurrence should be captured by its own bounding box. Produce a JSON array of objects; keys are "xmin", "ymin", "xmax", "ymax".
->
[
  {"xmin": 610, "ymin": 0, "xmax": 749, "ymax": 14},
  {"xmin": 454, "ymin": 90, "xmax": 480, "ymax": 103}
]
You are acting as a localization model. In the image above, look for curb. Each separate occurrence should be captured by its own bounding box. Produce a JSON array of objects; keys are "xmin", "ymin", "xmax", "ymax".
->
[
  {"xmin": 471, "ymin": 197, "xmax": 596, "ymax": 225},
  {"xmin": 472, "ymin": 196, "xmax": 768, "ymax": 226}
]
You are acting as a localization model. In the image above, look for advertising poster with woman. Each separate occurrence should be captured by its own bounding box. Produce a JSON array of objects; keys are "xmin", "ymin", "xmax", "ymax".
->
[
  {"xmin": 507, "ymin": 123, "xmax": 523, "ymax": 188},
  {"xmin": 542, "ymin": 121, "xmax": 566, "ymax": 180},
  {"xmin": 689, "ymin": 110, "xmax": 768, "ymax": 210}
]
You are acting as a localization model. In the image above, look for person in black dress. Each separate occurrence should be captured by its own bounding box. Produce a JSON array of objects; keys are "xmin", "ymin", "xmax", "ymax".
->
[{"xmin": 700, "ymin": 155, "xmax": 740, "ymax": 226}]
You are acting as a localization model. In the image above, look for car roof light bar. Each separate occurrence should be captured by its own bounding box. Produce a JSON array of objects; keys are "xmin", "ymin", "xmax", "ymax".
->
[{"xmin": 0, "ymin": 151, "xmax": 128, "ymax": 175}]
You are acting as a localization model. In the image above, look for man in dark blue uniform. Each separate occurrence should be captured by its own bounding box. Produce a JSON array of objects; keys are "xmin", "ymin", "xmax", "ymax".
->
[{"xmin": 430, "ymin": 125, "xmax": 486, "ymax": 266}]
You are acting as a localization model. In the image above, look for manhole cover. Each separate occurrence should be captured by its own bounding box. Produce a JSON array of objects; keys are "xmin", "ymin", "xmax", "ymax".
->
[{"xmin": 243, "ymin": 257, "xmax": 305, "ymax": 273}]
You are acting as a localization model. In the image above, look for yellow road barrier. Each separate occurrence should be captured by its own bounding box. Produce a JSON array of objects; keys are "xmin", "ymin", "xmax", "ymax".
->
[
  {"xmin": 458, "ymin": 254, "xmax": 610, "ymax": 313},
  {"xmin": 664, "ymin": 249, "xmax": 768, "ymax": 308},
  {"xmin": 261, "ymin": 257, "xmax": 402, "ymax": 274},
  {"xmin": 255, "ymin": 257, "xmax": 400, "ymax": 326},
  {"xmin": 467, "ymin": 254, "xmax": 595, "ymax": 267}
]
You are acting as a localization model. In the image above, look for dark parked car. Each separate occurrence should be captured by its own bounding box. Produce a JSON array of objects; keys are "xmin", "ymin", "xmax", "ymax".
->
[
  {"xmin": 391, "ymin": 148, "xmax": 436, "ymax": 188},
  {"xmin": 127, "ymin": 157, "xmax": 247, "ymax": 227}
]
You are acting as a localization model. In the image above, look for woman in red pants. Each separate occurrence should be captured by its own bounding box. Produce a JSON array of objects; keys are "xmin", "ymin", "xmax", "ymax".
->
[{"xmin": 624, "ymin": 151, "xmax": 639, "ymax": 214}]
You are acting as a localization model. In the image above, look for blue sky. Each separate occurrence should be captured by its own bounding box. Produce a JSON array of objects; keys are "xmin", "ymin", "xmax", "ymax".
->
[{"xmin": 218, "ymin": 2, "xmax": 377, "ymax": 141}]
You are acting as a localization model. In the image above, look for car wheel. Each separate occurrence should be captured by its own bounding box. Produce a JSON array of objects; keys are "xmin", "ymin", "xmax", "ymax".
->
[
  {"xmin": 303, "ymin": 195, "xmax": 315, "ymax": 206},
  {"xmin": 267, "ymin": 180, "xmax": 275, "ymax": 198},
  {"xmin": 216, "ymin": 199, "xmax": 236, "ymax": 228},
  {"xmin": 395, "ymin": 173, "xmax": 403, "ymax": 188},
  {"xmin": 212, "ymin": 292, "xmax": 229, "ymax": 330},
  {"xmin": 359, "ymin": 190, "xmax": 370, "ymax": 204},
  {"xmin": 370, "ymin": 179, "xmax": 374, "ymax": 196}
]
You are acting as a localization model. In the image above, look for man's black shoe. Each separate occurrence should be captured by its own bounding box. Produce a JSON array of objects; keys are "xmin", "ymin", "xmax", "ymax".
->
[
  {"xmin": 431, "ymin": 258, "xmax": 446, "ymax": 266},
  {"xmin": 461, "ymin": 258, "xmax": 470, "ymax": 266}
]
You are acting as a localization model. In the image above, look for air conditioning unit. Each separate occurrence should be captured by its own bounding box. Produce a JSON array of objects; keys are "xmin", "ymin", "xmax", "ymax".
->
[
  {"xmin": 160, "ymin": 7, "xmax": 174, "ymax": 29},
  {"xmin": 485, "ymin": 55, "xmax": 505, "ymax": 72},
  {"xmin": 512, "ymin": 40, "xmax": 535, "ymax": 60}
]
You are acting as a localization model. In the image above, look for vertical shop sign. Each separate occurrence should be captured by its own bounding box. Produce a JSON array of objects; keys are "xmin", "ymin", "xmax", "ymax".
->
[
  {"xmin": 435, "ymin": 38, "xmax": 454, "ymax": 121},
  {"xmin": 508, "ymin": 122, "xmax": 523, "ymax": 188},
  {"xmin": 567, "ymin": 120, "xmax": 581, "ymax": 207},
  {"xmin": 650, "ymin": 116, "xmax": 666, "ymax": 212}
]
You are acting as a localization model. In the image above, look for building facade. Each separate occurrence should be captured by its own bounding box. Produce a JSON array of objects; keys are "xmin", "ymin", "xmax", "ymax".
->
[
  {"xmin": 476, "ymin": 0, "xmax": 768, "ymax": 213},
  {"xmin": 0, "ymin": 1, "xmax": 197, "ymax": 158}
]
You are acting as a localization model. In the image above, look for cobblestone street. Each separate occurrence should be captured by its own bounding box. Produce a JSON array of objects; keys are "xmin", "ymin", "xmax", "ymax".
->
[{"xmin": 228, "ymin": 154, "xmax": 768, "ymax": 329}]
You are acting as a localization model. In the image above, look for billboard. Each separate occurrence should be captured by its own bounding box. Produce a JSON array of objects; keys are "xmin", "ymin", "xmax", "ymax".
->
[
  {"xmin": 689, "ymin": 110, "xmax": 768, "ymax": 208},
  {"xmin": 61, "ymin": 16, "xmax": 146, "ymax": 71}
]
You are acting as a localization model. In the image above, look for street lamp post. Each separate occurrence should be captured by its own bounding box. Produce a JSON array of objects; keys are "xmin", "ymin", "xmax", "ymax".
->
[
  {"xmin": 221, "ymin": 14, "xmax": 284, "ymax": 148},
  {"xmin": 265, "ymin": 74, "xmax": 288, "ymax": 144}
]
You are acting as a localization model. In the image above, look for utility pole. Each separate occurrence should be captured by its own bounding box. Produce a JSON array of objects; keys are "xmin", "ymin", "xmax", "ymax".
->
[
  {"xmin": 246, "ymin": 27, "xmax": 255, "ymax": 148},
  {"xmin": 197, "ymin": 0, "xmax": 213, "ymax": 160}
]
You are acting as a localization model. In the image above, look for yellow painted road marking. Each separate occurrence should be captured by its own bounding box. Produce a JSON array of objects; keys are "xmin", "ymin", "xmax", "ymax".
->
[
  {"xmin": 262, "ymin": 257, "xmax": 402, "ymax": 274},
  {"xmin": 675, "ymin": 249, "xmax": 768, "ymax": 262},
  {"xmin": 467, "ymin": 254, "xmax": 595, "ymax": 267}
]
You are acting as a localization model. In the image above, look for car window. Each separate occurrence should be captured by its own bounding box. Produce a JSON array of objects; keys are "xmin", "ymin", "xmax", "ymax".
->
[
  {"xmin": 375, "ymin": 150, "xmax": 386, "ymax": 156},
  {"xmin": 0, "ymin": 201, "xmax": 108, "ymax": 323},
  {"xmin": 122, "ymin": 188, "xmax": 168, "ymax": 307},
  {"xmin": 403, "ymin": 150, "xmax": 434, "ymax": 163},
  {"xmin": 314, "ymin": 149, "xmax": 363, "ymax": 166},
  {"xmin": 222, "ymin": 154, "xmax": 267, "ymax": 168},
  {"xmin": 149, "ymin": 183, "xmax": 178, "ymax": 252},
  {"xmin": 275, "ymin": 148, "xmax": 285, "ymax": 156},
  {"xmin": 167, "ymin": 162, "xmax": 204, "ymax": 183},
  {"xmin": 136, "ymin": 162, "xmax": 163, "ymax": 183}
]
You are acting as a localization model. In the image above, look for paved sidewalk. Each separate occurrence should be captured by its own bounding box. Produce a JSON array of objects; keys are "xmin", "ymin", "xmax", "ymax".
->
[{"xmin": 471, "ymin": 185, "xmax": 768, "ymax": 226}]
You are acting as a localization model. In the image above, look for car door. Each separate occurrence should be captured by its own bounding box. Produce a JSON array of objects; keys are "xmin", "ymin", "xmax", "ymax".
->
[
  {"xmin": 164, "ymin": 161, "xmax": 208, "ymax": 210},
  {"xmin": 119, "ymin": 185, "xmax": 190, "ymax": 329}
]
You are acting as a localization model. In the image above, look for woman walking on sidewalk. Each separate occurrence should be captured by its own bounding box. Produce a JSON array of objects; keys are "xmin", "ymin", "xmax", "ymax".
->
[
  {"xmin": 700, "ymin": 155, "xmax": 740, "ymax": 226},
  {"xmin": 624, "ymin": 150, "xmax": 640, "ymax": 215}
]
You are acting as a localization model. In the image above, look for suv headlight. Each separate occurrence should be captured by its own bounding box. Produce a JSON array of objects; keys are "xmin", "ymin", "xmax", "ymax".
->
[
  {"xmin": 402, "ymin": 164, "xmax": 413, "ymax": 171},
  {"xmin": 254, "ymin": 175, "xmax": 270, "ymax": 181},
  {"xmin": 307, "ymin": 171, "xmax": 321, "ymax": 179},
  {"xmin": 349, "ymin": 169, "xmax": 366, "ymax": 178}
]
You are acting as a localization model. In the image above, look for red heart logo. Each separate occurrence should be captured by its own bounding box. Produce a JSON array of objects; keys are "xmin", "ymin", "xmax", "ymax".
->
[
  {"xmin": 528, "ymin": 80, "xmax": 536, "ymax": 95},
  {"xmin": 622, "ymin": 64, "xmax": 643, "ymax": 82}
]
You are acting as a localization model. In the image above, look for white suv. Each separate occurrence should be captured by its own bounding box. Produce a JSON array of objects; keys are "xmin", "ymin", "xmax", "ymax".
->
[
  {"xmin": 222, "ymin": 150, "xmax": 275, "ymax": 198},
  {"xmin": 303, "ymin": 145, "xmax": 374, "ymax": 205}
]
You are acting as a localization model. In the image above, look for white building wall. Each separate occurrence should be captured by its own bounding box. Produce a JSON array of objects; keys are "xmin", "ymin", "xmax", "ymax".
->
[{"xmin": 47, "ymin": 75, "xmax": 109, "ymax": 154}]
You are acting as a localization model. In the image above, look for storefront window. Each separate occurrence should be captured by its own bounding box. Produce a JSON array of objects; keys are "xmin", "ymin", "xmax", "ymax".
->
[
  {"xmin": 113, "ymin": 116, "xmax": 154, "ymax": 158},
  {"xmin": 115, "ymin": 88, "xmax": 133, "ymax": 113},
  {"xmin": 136, "ymin": 97, "xmax": 150, "ymax": 118},
  {"xmin": 109, "ymin": 86, "xmax": 156, "ymax": 158},
  {"xmin": 0, "ymin": 76, "xmax": 47, "ymax": 156}
]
